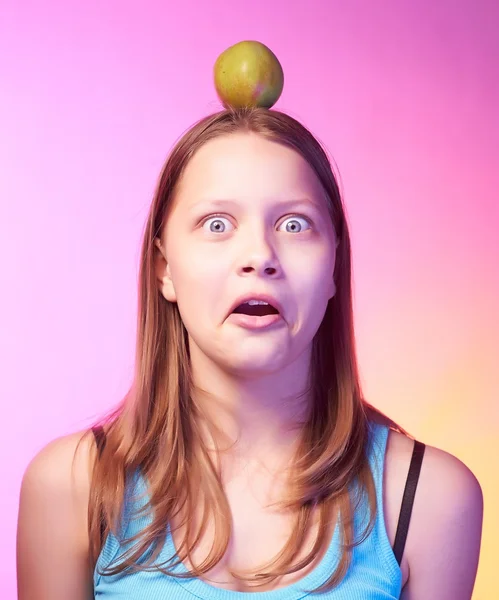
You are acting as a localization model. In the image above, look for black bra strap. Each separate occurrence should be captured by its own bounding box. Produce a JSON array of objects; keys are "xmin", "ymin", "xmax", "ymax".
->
[
  {"xmin": 91, "ymin": 425, "xmax": 107, "ymax": 542},
  {"xmin": 393, "ymin": 439, "xmax": 426, "ymax": 565}
]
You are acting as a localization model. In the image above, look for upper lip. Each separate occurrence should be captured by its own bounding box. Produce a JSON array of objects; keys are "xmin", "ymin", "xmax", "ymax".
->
[{"xmin": 227, "ymin": 293, "xmax": 284, "ymax": 318}]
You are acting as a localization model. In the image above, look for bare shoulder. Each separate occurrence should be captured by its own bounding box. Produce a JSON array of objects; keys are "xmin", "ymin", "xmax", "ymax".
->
[
  {"xmin": 21, "ymin": 429, "xmax": 97, "ymax": 491},
  {"xmin": 17, "ymin": 429, "xmax": 98, "ymax": 600},
  {"xmin": 385, "ymin": 429, "xmax": 483, "ymax": 600},
  {"xmin": 19, "ymin": 429, "xmax": 97, "ymax": 526}
]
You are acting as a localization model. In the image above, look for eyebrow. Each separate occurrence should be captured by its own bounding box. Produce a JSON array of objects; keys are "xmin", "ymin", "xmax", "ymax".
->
[{"xmin": 188, "ymin": 197, "xmax": 323, "ymax": 213}]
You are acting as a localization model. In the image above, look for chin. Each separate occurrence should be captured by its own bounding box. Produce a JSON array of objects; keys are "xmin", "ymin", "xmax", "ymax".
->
[{"xmin": 222, "ymin": 353, "xmax": 286, "ymax": 378}]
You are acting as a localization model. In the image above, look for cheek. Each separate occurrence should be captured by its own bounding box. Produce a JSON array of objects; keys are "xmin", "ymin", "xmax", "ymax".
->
[
  {"xmin": 290, "ymin": 248, "xmax": 335, "ymax": 314},
  {"xmin": 168, "ymin": 249, "xmax": 227, "ymax": 317},
  {"xmin": 292, "ymin": 245, "xmax": 335, "ymax": 285}
]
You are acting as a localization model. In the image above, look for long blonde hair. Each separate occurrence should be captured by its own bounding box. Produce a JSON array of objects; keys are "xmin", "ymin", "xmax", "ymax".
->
[{"xmin": 80, "ymin": 107, "xmax": 408, "ymax": 593}]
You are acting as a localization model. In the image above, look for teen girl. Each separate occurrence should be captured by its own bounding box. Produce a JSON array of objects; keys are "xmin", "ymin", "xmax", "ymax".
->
[{"xmin": 17, "ymin": 107, "xmax": 483, "ymax": 599}]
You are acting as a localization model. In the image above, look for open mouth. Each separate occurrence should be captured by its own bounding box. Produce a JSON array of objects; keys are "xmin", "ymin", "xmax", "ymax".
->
[
  {"xmin": 232, "ymin": 300, "xmax": 279, "ymax": 317},
  {"xmin": 227, "ymin": 297, "xmax": 284, "ymax": 330}
]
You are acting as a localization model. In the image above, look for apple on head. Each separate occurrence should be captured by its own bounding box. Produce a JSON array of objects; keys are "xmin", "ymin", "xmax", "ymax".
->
[{"xmin": 214, "ymin": 41, "xmax": 284, "ymax": 109}]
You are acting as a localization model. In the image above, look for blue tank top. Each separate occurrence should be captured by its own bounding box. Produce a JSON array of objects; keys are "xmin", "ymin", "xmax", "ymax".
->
[{"xmin": 94, "ymin": 421, "xmax": 403, "ymax": 599}]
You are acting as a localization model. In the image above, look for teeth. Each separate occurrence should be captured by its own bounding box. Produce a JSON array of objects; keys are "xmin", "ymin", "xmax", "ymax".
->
[{"xmin": 247, "ymin": 300, "xmax": 269, "ymax": 305}]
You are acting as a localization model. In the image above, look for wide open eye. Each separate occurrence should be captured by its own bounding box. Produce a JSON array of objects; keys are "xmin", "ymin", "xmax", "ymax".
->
[
  {"xmin": 278, "ymin": 215, "xmax": 311, "ymax": 233},
  {"xmin": 202, "ymin": 216, "xmax": 234, "ymax": 234}
]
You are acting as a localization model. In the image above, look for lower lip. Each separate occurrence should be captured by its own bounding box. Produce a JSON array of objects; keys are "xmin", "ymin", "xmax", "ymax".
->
[{"xmin": 227, "ymin": 313, "xmax": 283, "ymax": 329}]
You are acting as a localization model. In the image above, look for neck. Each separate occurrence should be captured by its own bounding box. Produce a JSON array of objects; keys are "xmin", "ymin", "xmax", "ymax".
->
[{"xmin": 189, "ymin": 344, "xmax": 312, "ymax": 461}]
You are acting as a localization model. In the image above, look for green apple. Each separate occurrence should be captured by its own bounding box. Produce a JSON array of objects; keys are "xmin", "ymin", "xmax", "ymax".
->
[{"xmin": 214, "ymin": 41, "xmax": 284, "ymax": 109}]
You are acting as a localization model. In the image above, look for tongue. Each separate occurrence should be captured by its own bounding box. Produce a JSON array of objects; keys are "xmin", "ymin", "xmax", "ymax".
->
[{"xmin": 233, "ymin": 303, "xmax": 279, "ymax": 316}]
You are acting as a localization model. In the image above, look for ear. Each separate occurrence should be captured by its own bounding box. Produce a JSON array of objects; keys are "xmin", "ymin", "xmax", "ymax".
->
[{"xmin": 154, "ymin": 237, "xmax": 177, "ymax": 303}]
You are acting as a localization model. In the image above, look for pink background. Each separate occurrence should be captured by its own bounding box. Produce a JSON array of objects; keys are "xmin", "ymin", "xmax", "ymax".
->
[{"xmin": 1, "ymin": 1, "xmax": 497, "ymax": 598}]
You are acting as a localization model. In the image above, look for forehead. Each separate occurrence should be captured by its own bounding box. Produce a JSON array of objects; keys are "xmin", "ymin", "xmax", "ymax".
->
[{"xmin": 174, "ymin": 133, "xmax": 326, "ymax": 208}]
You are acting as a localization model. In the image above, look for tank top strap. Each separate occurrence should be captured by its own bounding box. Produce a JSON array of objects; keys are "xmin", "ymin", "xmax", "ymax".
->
[
  {"xmin": 91, "ymin": 425, "xmax": 108, "ymax": 543},
  {"xmin": 366, "ymin": 422, "xmax": 426, "ymax": 565}
]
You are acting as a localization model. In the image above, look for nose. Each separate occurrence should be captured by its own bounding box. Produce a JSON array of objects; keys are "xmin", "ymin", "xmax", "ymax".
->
[{"xmin": 237, "ymin": 231, "xmax": 282, "ymax": 278}]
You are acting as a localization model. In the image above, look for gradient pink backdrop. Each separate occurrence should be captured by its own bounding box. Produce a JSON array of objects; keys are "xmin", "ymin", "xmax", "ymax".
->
[{"xmin": 1, "ymin": 1, "xmax": 497, "ymax": 598}]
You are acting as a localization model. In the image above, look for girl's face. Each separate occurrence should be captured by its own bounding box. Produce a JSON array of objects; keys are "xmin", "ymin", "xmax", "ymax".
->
[{"xmin": 155, "ymin": 133, "xmax": 338, "ymax": 378}]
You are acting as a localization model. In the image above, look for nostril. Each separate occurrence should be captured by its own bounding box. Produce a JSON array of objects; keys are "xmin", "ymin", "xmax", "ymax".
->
[{"xmin": 241, "ymin": 266, "xmax": 277, "ymax": 275}]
